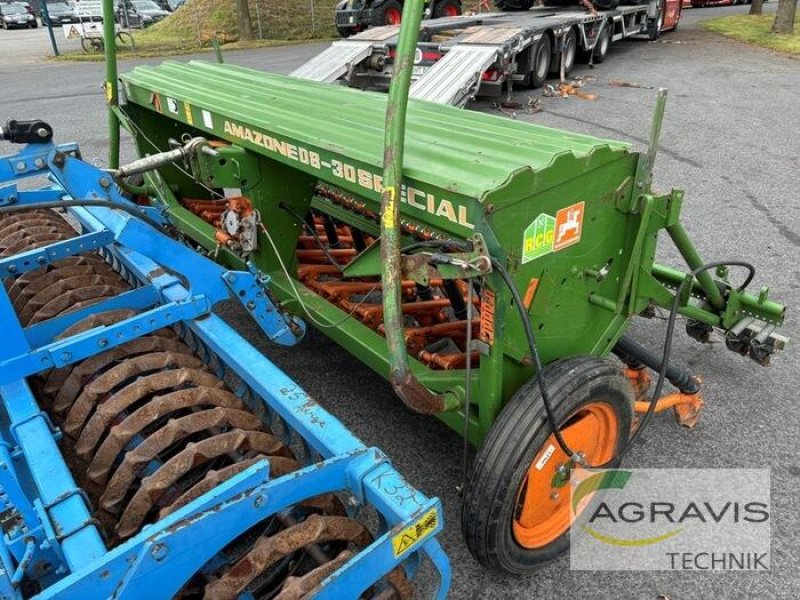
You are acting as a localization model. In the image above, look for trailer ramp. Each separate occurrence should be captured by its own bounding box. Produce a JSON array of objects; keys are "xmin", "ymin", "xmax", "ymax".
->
[
  {"xmin": 409, "ymin": 44, "xmax": 500, "ymax": 107},
  {"xmin": 290, "ymin": 40, "xmax": 376, "ymax": 83}
]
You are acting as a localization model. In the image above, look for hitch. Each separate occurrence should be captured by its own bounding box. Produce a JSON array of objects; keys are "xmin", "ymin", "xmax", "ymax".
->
[{"xmin": 0, "ymin": 120, "xmax": 53, "ymax": 145}]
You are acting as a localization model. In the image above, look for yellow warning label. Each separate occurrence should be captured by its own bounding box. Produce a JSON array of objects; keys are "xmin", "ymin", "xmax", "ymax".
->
[
  {"xmin": 105, "ymin": 82, "xmax": 113, "ymax": 105},
  {"xmin": 391, "ymin": 508, "xmax": 438, "ymax": 557},
  {"xmin": 184, "ymin": 103, "xmax": 194, "ymax": 125},
  {"xmin": 382, "ymin": 187, "xmax": 396, "ymax": 229}
]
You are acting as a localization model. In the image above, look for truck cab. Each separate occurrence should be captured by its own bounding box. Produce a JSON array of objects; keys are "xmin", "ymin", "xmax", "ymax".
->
[{"xmin": 335, "ymin": 0, "xmax": 463, "ymax": 37}]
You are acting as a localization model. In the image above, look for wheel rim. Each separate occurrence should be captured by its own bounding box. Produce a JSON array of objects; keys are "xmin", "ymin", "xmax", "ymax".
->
[
  {"xmin": 512, "ymin": 401, "xmax": 619, "ymax": 549},
  {"xmin": 386, "ymin": 7, "xmax": 402, "ymax": 25},
  {"xmin": 536, "ymin": 43, "xmax": 549, "ymax": 78},
  {"xmin": 565, "ymin": 35, "xmax": 576, "ymax": 70},
  {"xmin": 599, "ymin": 31, "xmax": 609, "ymax": 56},
  {"xmin": 444, "ymin": 4, "xmax": 459, "ymax": 16}
]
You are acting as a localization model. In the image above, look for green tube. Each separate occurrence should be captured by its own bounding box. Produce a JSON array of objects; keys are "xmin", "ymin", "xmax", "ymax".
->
[
  {"xmin": 379, "ymin": 0, "xmax": 450, "ymax": 414},
  {"xmin": 666, "ymin": 221, "xmax": 725, "ymax": 310},
  {"xmin": 102, "ymin": 0, "xmax": 120, "ymax": 169}
]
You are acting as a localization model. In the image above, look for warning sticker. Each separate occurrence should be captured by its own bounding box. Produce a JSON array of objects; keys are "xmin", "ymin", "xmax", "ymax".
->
[
  {"xmin": 391, "ymin": 508, "xmax": 439, "ymax": 557},
  {"xmin": 166, "ymin": 97, "xmax": 179, "ymax": 114},
  {"xmin": 202, "ymin": 109, "xmax": 214, "ymax": 129},
  {"xmin": 184, "ymin": 102, "xmax": 194, "ymax": 126},
  {"xmin": 522, "ymin": 201, "xmax": 585, "ymax": 264}
]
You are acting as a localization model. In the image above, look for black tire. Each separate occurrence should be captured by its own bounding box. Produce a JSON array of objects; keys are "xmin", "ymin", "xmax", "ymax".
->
[
  {"xmin": 432, "ymin": 0, "xmax": 463, "ymax": 18},
  {"xmin": 336, "ymin": 25, "xmax": 353, "ymax": 37},
  {"xmin": 552, "ymin": 28, "xmax": 578, "ymax": 77},
  {"xmin": 542, "ymin": 0, "xmax": 572, "ymax": 5},
  {"xmin": 580, "ymin": 22, "xmax": 610, "ymax": 63},
  {"xmin": 370, "ymin": 0, "xmax": 403, "ymax": 27},
  {"xmin": 646, "ymin": 7, "xmax": 664, "ymax": 41},
  {"xmin": 528, "ymin": 34, "xmax": 552, "ymax": 88},
  {"xmin": 593, "ymin": 0, "xmax": 621, "ymax": 8},
  {"xmin": 493, "ymin": 0, "xmax": 535, "ymax": 11},
  {"xmin": 461, "ymin": 357, "xmax": 633, "ymax": 574}
]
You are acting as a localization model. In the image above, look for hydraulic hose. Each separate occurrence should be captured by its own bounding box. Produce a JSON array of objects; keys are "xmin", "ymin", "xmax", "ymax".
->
[{"xmin": 492, "ymin": 254, "xmax": 754, "ymax": 469}]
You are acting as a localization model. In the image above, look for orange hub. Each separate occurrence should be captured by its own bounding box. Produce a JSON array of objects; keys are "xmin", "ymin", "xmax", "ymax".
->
[
  {"xmin": 512, "ymin": 402, "xmax": 619, "ymax": 549},
  {"xmin": 444, "ymin": 4, "xmax": 460, "ymax": 16}
]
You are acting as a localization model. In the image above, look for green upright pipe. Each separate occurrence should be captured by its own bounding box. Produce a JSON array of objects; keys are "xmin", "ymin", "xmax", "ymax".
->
[
  {"xmin": 102, "ymin": 0, "xmax": 120, "ymax": 169},
  {"xmin": 379, "ymin": 0, "xmax": 450, "ymax": 414}
]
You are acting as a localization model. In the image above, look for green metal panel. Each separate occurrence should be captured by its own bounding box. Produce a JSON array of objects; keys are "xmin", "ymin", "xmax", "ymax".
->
[{"xmin": 120, "ymin": 61, "xmax": 629, "ymax": 239}]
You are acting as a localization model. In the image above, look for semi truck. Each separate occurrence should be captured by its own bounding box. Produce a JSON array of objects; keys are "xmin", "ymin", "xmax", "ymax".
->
[{"xmin": 296, "ymin": 0, "xmax": 682, "ymax": 106}]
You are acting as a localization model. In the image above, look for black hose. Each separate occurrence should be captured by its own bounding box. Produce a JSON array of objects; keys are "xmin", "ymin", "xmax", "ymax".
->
[
  {"xmin": 0, "ymin": 199, "xmax": 164, "ymax": 231},
  {"xmin": 279, "ymin": 202, "xmax": 343, "ymax": 270},
  {"xmin": 491, "ymin": 255, "xmax": 755, "ymax": 468}
]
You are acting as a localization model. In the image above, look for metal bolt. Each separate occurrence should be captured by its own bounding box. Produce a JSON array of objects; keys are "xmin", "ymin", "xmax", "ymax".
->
[
  {"xmin": 37, "ymin": 256, "xmax": 46, "ymax": 265},
  {"xmin": 98, "ymin": 339, "xmax": 108, "ymax": 348},
  {"xmin": 550, "ymin": 491, "xmax": 560, "ymax": 501},
  {"xmin": 254, "ymin": 494, "xmax": 268, "ymax": 508},
  {"xmin": 34, "ymin": 158, "xmax": 46, "ymax": 169},
  {"xmin": 556, "ymin": 463, "xmax": 568, "ymax": 475},
  {"xmin": 16, "ymin": 162, "xmax": 25, "ymax": 172},
  {"xmin": 60, "ymin": 352, "xmax": 72, "ymax": 362},
  {"xmin": 150, "ymin": 543, "xmax": 167, "ymax": 561},
  {"xmin": 6, "ymin": 195, "xmax": 16, "ymax": 204},
  {"xmin": 7, "ymin": 265, "xmax": 16, "ymax": 274},
  {"xmin": 99, "ymin": 177, "xmax": 111, "ymax": 189},
  {"xmin": 36, "ymin": 128, "xmax": 49, "ymax": 139},
  {"xmin": 246, "ymin": 301, "xmax": 256, "ymax": 310}
]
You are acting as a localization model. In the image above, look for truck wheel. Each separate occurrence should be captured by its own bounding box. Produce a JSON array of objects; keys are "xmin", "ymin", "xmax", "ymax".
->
[
  {"xmin": 461, "ymin": 357, "xmax": 633, "ymax": 573},
  {"xmin": 581, "ymin": 23, "xmax": 610, "ymax": 63},
  {"xmin": 371, "ymin": 0, "xmax": 404, "ymax": 26},
  {"xmin": 646, "ymin": 7, "xmax": 664, "ymax": 41},
  {"xmin": 433, "ymin": 0, "xmax": 463, "ymax": 17},
  {"xmin": 493, "ymin": 0, "xmax": 535, "ymax": 11},
  {"xmin": 528, "ymin": 34, "xmax": 552, "ymax": 88},
  {"xmin": 551, "ymin": 28, "xmax": 577, "ymax": 77},
  {"xmin": 336, "ymin": 25, "xmax": 354, "ymax": 37}
]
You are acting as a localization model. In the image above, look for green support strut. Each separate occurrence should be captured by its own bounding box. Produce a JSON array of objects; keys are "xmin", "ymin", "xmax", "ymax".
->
[
  {"xmin": 379, "ymin": 0, "xmax": 451, "ymax": 414},
  {"xmin": 102, "ymin": 0, "xmax": 120, "ymax": 169}
]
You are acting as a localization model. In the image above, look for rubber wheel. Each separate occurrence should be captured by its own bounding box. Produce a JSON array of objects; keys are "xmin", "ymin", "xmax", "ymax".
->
[
  {"xmin": 593, "ymin": 0, "xmax": 621, "ymax": 8},
  {"xmin": 336, "ymin": 25, "xmax": 354, "ymax": 37},
  {"xmin": 461, "ymin": 356, "xmax": 633, "ymax": 573},
  {"xmin": 542, "ymin": 0, "xmax": 572, "ymax": 5},
  {"xmin": 371, "ymin": 0, "xmax": 403, "ymax": 26},
  {"xmin": 580, "ymin": 23, "xmax": 610, "ymax": 64},
  {"xmin": 646, "ymin": 8, "xmax": 664, "ymax": 41},
  {"xmin": 493, "ymin": 0, "xmax": 535, "ymax": 11},
  {"xmin": 433, "ymin": 0, "xmax": 462, "ymax": 18},
  {"xmin": 552, "ymin": 28, "xmax": 577, "ymax": 77},
  {"xmin": 528, "ymin": 35, "xmax": 552, "ymax": 88}
]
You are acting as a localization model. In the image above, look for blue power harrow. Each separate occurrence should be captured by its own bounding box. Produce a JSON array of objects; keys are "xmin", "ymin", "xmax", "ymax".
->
[{"xmin": 0, "ymin": 120, "xmax": 450, "ymax": 599}]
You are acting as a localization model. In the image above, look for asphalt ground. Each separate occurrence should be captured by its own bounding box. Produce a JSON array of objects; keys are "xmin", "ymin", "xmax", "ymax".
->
[{"xmin": 1, "ymin": 4, "xmax": 798, "ymax": 599}]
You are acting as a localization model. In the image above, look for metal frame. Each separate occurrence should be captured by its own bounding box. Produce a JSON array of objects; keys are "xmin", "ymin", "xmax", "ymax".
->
[{"xmin": 0, "ymin": 141, "xmax": 451, "ymax": 598}]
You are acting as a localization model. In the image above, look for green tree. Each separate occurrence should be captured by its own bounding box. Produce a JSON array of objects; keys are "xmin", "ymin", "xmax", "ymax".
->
[{"xmin": 771, "ymin": 0, "xmax": 798, "ymax": 34}]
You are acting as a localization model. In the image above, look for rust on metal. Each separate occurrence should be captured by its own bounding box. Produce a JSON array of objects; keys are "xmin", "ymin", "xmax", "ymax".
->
[
  {"xmin": 80, "ymin": 376, "xmax": 234, "ymax": 470},
  {"xmin": 204, "ymin": 515, "xmax": 372, "ymax": 600},
  {"xmin": 112, "ymin": 429, "xmax": 294, "ymax": 539},
  {"xmin": 62, "ymin": 352, "xmax": 207, "ymax": 437},
  {"xmin": 50, "ymin": 338, "xmax": 196, "ymax": 414},
  {"xmin": 100, "ymin": 409, "xmax": 268, "ymax": 510}
]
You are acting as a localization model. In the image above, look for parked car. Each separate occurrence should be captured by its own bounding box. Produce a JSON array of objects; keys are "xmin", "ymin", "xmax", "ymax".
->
[
  {"xmin": 115, "ymin": 0, "xmax": 169, "ymax": 27},
  {"xmin": 0, "ymin": 2, "xmax": 37, "ymax": 28},
  {"xmin": 43, "ymin": 1, "xmax": 79, "ymax": 24}
]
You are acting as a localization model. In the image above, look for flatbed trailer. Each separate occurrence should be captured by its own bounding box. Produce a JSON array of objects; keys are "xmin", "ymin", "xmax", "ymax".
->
[{"xmin": 292, "ymin": 2, "xmax": 678, "ymax": 107}]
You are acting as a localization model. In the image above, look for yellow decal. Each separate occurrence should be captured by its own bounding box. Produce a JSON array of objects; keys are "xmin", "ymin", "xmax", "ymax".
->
[
  {"xmin": 382, "ymin": 186, "xmax": 397, "ymax": 229},
  {"xmin": 184, "ymin": 103, "xmax": 194, "ymax": 125},
  {"xmin": 391, "ymin": 508, "xmax": 438, "ymax": 557},
  {"xmin": 105, "ymin": 82, "xmax": 113, "ymax": 104}
]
